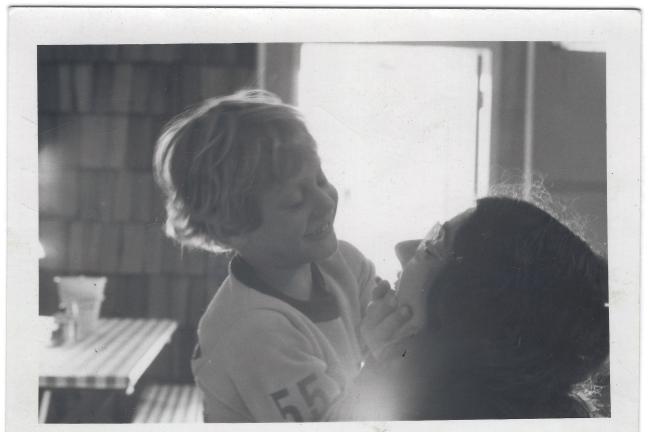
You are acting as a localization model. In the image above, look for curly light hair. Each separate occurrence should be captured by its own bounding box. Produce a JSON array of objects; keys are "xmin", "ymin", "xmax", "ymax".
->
[{"xmin": 153, "ymin": 89, "xmax": 318, "ymax": 251}]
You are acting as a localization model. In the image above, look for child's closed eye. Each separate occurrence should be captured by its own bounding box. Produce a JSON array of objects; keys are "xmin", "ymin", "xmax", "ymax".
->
[
  {"xmin": 286, "ymin": 200, "xmax": 304, "ymax": 210},
  {"xmin": 281, "ymin": 195, "xmax": 305, "ymax": 210}
]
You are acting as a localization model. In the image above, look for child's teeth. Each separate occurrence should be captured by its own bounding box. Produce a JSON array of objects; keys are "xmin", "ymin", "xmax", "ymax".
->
[{"xmin": 310, "ymin": 223, "xmax": 330, "ymax": 236}]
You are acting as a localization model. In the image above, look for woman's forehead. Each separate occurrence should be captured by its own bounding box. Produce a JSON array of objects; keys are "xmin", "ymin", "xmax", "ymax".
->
[{"xmin": 395, "ymin": 207, "xmax": 475, "ymax": 264}]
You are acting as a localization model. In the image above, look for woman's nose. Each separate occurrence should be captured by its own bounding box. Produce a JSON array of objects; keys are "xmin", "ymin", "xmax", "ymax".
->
[{"xmin": 395, "ymin": 240, "xmax": 421, "ymax": 266}]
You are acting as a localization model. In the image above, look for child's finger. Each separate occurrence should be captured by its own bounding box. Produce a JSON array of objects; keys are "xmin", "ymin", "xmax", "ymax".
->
[
  {"xmin": 364, "ymin": 290, "xmax": 398, "ymax": 326},
  {"xmin": 372, "ymin": 278, "xmax": 392, "ymax": 300},
  {"xmin": 371, "ymin": 305, "xmax": 413, "ymax": 343}
]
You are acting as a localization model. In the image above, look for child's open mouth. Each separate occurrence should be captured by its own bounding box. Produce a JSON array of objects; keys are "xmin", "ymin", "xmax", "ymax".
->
[{"xmin": 304, "ymin": 222, "xmax": 333, "ymax": 240}]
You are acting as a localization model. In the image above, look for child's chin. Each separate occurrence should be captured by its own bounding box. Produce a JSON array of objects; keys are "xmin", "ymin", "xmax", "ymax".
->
[{"xmin": 312, "ymin": 233, "xmax": 338, "ymax": 259}]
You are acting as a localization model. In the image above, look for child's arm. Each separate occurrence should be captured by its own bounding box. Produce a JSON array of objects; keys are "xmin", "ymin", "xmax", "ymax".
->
[
  {"xmin": 360, "ymin": 279, "xmax": 412, "ymax": 359},
  {"xmin": 337, "ymin": 240, "xmax": 412, "ymax": 360},
  {"xmin": 338, "ymin": 240, "xmax": 378, "ymax": 313}
]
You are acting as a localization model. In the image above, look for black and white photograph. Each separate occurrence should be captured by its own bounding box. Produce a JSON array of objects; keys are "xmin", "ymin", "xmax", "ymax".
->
[{"xmin": 6, "ymin": 7, "xmax": 641, "ymax": 432}]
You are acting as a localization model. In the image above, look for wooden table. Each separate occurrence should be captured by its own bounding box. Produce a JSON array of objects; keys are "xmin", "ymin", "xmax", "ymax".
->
[{"xmin": 39, "ymin": 317, "xmax": 178, "ymax": 422}]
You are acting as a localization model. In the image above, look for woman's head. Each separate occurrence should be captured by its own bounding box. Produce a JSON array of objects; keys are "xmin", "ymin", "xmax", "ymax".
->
[
  {"xmin": 153, "ymin": 89, "xmax": 320, "ymax": 251},
  {"xmin": 379, "ymin": 196, "xmax": 609, "ymax": 419}
]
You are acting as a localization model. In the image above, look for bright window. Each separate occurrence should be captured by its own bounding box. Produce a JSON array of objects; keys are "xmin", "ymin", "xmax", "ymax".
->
[{"xmin": 297, "ymin": 43, "xmax": 491, "ymax": 280}]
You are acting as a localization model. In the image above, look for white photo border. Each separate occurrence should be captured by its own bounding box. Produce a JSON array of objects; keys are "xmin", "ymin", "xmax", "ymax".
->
[{"xmin": 7, "ymin": 7, "xmax": 641, "ymax": 432}]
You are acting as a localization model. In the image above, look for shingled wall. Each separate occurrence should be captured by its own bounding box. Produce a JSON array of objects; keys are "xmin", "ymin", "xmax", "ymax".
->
[{"xmin": 38, "ymin": 44, "xmax": 257, "ymax": 382}]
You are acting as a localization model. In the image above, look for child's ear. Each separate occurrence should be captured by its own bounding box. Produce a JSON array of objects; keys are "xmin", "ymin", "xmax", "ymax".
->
[{"xmin": 223, "ymin": 232, "xmax": 248, "ymax": 252}]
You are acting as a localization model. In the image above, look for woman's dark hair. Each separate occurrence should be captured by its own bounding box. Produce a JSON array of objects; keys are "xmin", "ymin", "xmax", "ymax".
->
[{"xmin": 421, "ymin": 196, "xmax": 609, "ymax": 418}]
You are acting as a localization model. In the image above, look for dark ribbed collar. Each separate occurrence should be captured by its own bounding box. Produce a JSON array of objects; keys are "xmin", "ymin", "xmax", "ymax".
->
[{"xmin": 230, "ymin": 255, "xmax": 340, "ymax": 323}]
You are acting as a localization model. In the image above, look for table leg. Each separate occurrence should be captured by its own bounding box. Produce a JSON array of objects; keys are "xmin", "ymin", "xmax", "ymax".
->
[
  {"xmin": 113, "ymin": 391, "xmax": 136, "ymax": 423},
  {"xmin": 39, "ymin": 390, "xmax": 52, "ymax": 423}
]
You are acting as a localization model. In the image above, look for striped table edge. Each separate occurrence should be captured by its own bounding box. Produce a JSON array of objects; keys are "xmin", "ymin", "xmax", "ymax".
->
[
  {"xmin": 40, "ymin": 318, "xmax": 178, "ymax": 392},
  {"xmin": 39, "ymin": 375, "xmax": 128, "ymax": 390}
]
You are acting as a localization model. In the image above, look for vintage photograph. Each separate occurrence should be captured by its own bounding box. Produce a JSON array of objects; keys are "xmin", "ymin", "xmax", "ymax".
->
[
  {"xmin": 6, "ymin": 7, "xmax": 640, "ymax": 432},
  {"xmin": 35, "ymin": 40, "xmax": 610, "ymax": 423}
]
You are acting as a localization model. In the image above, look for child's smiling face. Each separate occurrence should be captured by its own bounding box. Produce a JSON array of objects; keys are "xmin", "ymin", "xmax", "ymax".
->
[{"xmin": 234, "ymin": 153, "xmax": 339, "ymax": 269}]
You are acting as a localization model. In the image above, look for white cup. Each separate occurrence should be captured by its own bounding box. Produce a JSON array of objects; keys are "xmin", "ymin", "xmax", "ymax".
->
[{"xmin": 54, "ymin": 276, "xmax": 107, "ymax": 340}]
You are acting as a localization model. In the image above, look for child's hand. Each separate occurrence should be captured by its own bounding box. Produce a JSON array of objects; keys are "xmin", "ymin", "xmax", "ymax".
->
[{"xmin": 360, "ymin": 278, "xmax": 413, "ymax": 360}]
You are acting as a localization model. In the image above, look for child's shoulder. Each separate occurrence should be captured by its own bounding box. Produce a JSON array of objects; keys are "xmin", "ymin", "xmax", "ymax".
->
[
  {"xmin": 331, "ymin": 239, "xmax": 369, "ymax": 265},
  {"xmin": 320, "ymin": 239, "xmax": 375, "ymax": 284},
  {"xmin": 197, "ymin": 276, "xmax": 307, "ymax": 350}
]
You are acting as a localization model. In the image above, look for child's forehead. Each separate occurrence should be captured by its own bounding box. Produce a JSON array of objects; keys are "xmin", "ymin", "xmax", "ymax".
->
[
  {"xmin": 264, "ymin": 155, "xmax": 322, "ymax": 194},
  {"xmin": 280, "ymin": 156, "xmax": 322, "ymax": 185}
]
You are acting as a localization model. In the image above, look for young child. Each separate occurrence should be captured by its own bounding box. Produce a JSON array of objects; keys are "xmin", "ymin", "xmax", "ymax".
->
[{"xmin": 153, "ymin": 90, "xmax": 412, "ymax": 422}]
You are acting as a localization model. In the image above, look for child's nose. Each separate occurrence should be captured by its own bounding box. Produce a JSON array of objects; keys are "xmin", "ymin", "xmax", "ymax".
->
[{"xmin": 313, "ymin": 185, "xmax": 338, "ymax": 215}]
